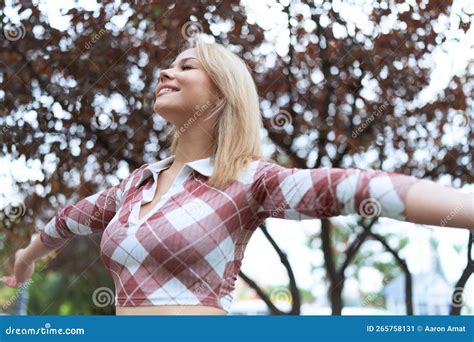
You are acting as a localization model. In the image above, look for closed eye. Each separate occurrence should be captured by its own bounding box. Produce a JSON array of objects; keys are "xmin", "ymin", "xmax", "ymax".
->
[{"xmin": 182, "ymin": 65, "xmax": 193, "ymax": 70}]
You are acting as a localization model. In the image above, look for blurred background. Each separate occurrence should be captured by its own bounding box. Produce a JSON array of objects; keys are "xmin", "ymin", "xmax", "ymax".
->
[{"xmin": 0, "ymin": 0, "xmax": 472, "ymax": 315}]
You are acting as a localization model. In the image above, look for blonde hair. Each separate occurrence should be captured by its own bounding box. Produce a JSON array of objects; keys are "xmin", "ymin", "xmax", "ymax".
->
[{"xmin": 166, "ymin": 34, "xmax": 264, "ymax": 189}]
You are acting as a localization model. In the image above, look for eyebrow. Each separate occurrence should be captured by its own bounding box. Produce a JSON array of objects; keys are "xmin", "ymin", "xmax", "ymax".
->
[{"xmin": 168, "ymin": 57, "xmax": 200, "ymax": 69}]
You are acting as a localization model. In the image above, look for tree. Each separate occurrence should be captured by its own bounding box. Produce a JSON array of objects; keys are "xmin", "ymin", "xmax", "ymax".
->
[
  {"xmin": 1, "ymin": 0, "xmax": 472, "ymax": 314},
  {"xmin": 254, "ymin": 0, "xmax": 472, "ymax": 314}
]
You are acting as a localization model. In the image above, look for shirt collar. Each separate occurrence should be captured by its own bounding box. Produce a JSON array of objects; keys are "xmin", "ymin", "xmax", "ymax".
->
[{"xmin": 135, "ymin": 154, "xmax": 214, "ymax": 188}]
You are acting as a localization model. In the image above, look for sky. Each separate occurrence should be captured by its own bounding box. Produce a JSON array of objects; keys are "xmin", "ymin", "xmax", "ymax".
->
[{"xmin": 1, "ymin": 0, "xmax": 473, "ymax": 309}]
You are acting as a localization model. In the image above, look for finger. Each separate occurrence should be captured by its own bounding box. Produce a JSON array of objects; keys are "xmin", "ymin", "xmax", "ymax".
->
[
  {"xmin": 2, "ymin": 276, "xmax": 18, "ymax": 288},
  {"xmin": 3, "ymin": 276, "xmax": 14, "ymax": 286},
  {"xmin": 1, "ymin": 275, "xmax": 12, "ymax": 283}
]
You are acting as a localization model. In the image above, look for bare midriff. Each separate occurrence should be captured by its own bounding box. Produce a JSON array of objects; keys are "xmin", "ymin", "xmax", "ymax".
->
[{"xmin": 116, "ymin": 305, "xmax": 228, "ymax": 315}]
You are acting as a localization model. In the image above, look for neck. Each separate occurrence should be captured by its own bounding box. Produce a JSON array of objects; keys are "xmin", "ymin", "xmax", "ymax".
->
[{"xmin": 172, "ymin": 129, "xmax": 214, "ymax": 166}]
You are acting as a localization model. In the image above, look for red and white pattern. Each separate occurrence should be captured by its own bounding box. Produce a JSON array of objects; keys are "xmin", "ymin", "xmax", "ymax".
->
[{"xmin": 39, "ymin": 155, "xmax": 418, "ymax": 312}]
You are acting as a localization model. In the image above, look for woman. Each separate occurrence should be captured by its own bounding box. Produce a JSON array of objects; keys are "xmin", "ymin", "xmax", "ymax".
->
[{"xmin": 3, "ymin": 34, "xmax": 472, "ymax": 316}]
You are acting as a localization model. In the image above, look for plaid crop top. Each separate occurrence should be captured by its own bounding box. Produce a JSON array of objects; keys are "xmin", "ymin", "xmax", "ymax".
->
[{"xmin": 39, "ymin": 155, "xmax": 418, "ymax": 312}]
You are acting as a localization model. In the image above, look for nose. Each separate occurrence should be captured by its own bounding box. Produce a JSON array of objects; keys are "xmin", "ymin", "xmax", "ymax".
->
[{"xmin": 159, "ymin": 67, "xmax": 175, "ymax": 83}]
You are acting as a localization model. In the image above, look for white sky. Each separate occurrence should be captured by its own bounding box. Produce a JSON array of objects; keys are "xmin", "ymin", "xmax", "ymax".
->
[{"xmin": 1, "ymin": 0, "xmax": 473, "ymax": 307}]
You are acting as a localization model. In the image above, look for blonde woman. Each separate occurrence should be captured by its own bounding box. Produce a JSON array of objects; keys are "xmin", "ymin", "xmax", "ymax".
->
[{"xmin": 3, "ymin": 34, "xmax": 473, "ymax": 316}]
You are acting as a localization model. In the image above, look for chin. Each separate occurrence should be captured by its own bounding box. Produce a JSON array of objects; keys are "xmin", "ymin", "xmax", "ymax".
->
[
  {"xmin": 153, "ymin": 107, "xmax": 177, "ymax": 124},
  {"xmin": 154, "ymin": 100, "xmax": 181, "ymax": 112},
  {"xmin": 153, "ymin": 102, "xmax": 170, "ymax": 114}
]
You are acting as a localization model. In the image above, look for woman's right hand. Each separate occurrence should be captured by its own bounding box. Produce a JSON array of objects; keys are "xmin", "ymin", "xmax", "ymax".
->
[{"xmin": 1, "ymin": 248, "xmax": 35, "ymax": 288}]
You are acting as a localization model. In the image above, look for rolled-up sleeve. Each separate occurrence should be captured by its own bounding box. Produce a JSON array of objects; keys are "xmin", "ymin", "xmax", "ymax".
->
[
  {"xmin": 39, "ymin": 165, "xmax": 146, "ymax": 249},
  {"xmin": 252, "ymin": 163, "xmax": 419, "ymax": 222}
]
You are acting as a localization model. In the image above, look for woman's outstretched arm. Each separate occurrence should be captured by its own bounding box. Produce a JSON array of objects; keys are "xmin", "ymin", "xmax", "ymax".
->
[
  {"xmin": 1, "ymin": 164, "xmax": 148, "ymax": 288},
  {"xmin": 253, "ymin": 162, "xmax": 473, "ymax": 231},
  {"xmin": 405, "ymin": 179, "xmax": 473, "ymax": 230}
]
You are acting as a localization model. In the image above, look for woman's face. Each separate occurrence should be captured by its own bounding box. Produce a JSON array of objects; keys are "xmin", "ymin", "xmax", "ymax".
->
[{"xmin": 153, "ymin": 48, "xmax": 221, "ymax": 128}]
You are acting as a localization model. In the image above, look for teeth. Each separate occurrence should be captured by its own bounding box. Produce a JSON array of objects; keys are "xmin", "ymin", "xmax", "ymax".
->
[{"xmin": 160, "ymin": 88, "xmax": 177, "ymax": 94}]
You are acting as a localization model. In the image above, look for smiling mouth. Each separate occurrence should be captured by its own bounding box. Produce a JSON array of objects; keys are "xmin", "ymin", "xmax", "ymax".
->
[{"xmin": 156, "ymin": 89, "xmax": 180, "ymax": 97}]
